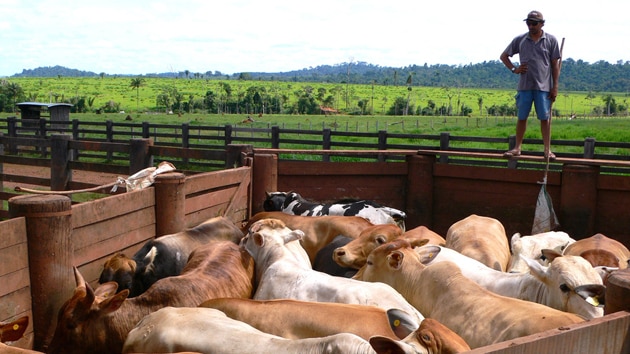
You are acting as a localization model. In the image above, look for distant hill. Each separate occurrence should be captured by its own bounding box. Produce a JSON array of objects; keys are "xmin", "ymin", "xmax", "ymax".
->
[{"xmin": 9, "ymin": 59, "xmax": 630, "ymax": 92}]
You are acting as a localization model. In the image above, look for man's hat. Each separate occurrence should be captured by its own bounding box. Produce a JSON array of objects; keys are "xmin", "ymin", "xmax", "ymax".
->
[{"xmin": 524, "ymin": 10, "xmax": 544, "ymax": 22}]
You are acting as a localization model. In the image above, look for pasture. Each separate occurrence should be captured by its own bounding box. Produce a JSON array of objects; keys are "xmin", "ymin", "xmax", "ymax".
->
[{"xmin": 6, "ymin": 76, "xmax": 627, "ymax": 118}]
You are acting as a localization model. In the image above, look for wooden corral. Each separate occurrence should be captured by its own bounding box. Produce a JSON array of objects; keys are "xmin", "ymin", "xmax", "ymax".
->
[
  {"xmin": 251, "ymin": 152, "xmax": 630, "ymax": 245},
  {"xmin": 0, "ymin": 164, "xmax": 251, "ymax": 351}
]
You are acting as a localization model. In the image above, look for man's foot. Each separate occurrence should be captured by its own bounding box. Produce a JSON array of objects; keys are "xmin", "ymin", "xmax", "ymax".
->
[
  {"xmin": 503, "ymin": 149, "xmax": 521, "ymax": 158},
  {"xmin": 545, "ymin": 151, "xmax": 556, "ymax": 161}
]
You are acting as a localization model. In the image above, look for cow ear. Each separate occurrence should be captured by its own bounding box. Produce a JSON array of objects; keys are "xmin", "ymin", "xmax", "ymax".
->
[
  {"xmin": 96, "ymin": 289, "xmax": 129, "ymax": 315},
  {"xmin": 387, "ymin": 251, "xmax": 404, "ymax": 270},
  {"xmin": 575, "ymin": 284, "xmax": 606, "ymax": 307},
  {"xmin": 510, "ymin": 233, "xmax": 522, "ymax": 249},
  {"xmin": 386, "ymin": 308, "xmax": 419, "ymax": 339},
  {"xmin": 369, "ymin": 336, "xmax": 406, "ymax": 354},
  {"xmin": 283, "ymin": 230, "xmax": 304, "ymax": 244},
  {"xmin": 408, "ymin": 238, "xmax": 429, "ymax": 248},
  {"xmin": 414, "ymin": 245, "xmax": 442, "ymax": 265},
  {"xmin": 94, "ymin": 282, "xmax": 119, "ymax": 299},
  {"xmin": 253, "ymin": 233, "xmax": 265, "ymax": 247},
  {"xmin": 523, "ymin": 255, "xmax": 549, "ymax": 280},
  {"xmin": 541, "ymin": 249, "xmax": 563, "ymax": 262}
]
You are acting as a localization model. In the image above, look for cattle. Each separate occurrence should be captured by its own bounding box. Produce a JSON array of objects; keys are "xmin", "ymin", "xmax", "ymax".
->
[
  {"xmin": 98, "ymin": 216, "xmax": 244, "ymax": 297},
  {"xmin": 47, "ymin": 241, "xmax": 254, "ymax": 354},
  {"xmin": 244, "ymin": 211, "xmax": 374, "ymax": 264},
  {"xmin": 200, "ymin": 297, "xmax": 419, "ymax": 341},
  {"xmin": 334, "ymin": 224, "xmax": 443, "ymax": 269},
  {"xmin": 122, "ymin": 306, "xmax": 377, "ymax": 354},
  {"xmin": 313, "ymin": 235, "xmax": 358, "ymax": 277},
  {"xmin": 370, "ymin": 318, "xmax": 471, "ymax": 354},
  {"xmin": 508, "ymin": 231, "xmax": 575, "ymax": 273},
  {"xmin": 263, "ymin": 191, "xmax": 406, "ymax": 229},
  {"xmin": 414, "ymin": 244, "xmax": 605, "ymax": 319},
  {"xmin": 355, "ymin": 240, "xmax": 584, "ymax": 349},
  {"xmin": 563, "ymin": 233, "xmax": 630, "ymax": 270},
  {"xmin": 241, "ymin": 218, "xmax": 424, "ymax": 323},
  {"xmin": 445, "ymin": 214, "xmax": 511, "ymax": 271},
  {"xmin": 0, "ymin": 316, "xmax": 28, "ymax": 343}
]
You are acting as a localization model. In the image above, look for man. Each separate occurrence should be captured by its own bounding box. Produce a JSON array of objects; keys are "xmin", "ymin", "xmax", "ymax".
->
[{"xmin": 500, "ymin": 10, "xmax": 561, "ymax": 160}]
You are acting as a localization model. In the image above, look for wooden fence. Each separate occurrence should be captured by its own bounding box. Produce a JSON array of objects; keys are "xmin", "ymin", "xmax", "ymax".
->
[{"xmin": 0, "ymin": 160, "xmax": 251, "ymax": 351}]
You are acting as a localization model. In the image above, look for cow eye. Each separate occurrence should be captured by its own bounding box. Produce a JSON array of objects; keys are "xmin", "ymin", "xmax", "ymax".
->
[
  {"xmin": 375, "ymin": 236, "xmax": 387, "ymax": 245},
  {"xmin": 366, "ymin": 260, "xmax": 373, "ymax": 266},
  {"xmin": 560, "ymin": 284, "xmax": 570, "ymax": 293}
]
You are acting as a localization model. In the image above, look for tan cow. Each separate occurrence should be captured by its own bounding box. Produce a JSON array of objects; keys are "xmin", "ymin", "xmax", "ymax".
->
[
  {"xmin": 445, "ymin": 214, "xmax": 511, "ymax": 271},
  {"xmin": 47, "ymin": 241, "xmax": 254, "ymax": 354},
  {"xmin": 243, "ymin": 211, "xmax": 374, "ymax": 263},
  {"xmin": 200, "ymin": 297, "xmax": 419, "ymax": 341},
  {"xmin": 563, "ymin": 233, "xmax": 630, "ymax": 270},
  {"xmin": 355, "ymin": 240, "xmax": 584, "ymax": 349},
  {"xmin": 370, "ymin": 318, "xmax": 471, "ymax": 354},
  {"xmin": 508, "ymin": 231, "xmax": 575, "ymax": 273},
  {"xmin": 333, "ymin": 224, "xmax": 443, "ymax": 269},
  {"xmin": 123, "ymin": 307, "xmax": 377, "ymax": 354}
]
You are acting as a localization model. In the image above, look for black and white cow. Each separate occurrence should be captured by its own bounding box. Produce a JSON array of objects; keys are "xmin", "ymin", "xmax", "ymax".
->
[{"xmin": 263, "ymin": 191, "xmax": 406, "ymax": 230}]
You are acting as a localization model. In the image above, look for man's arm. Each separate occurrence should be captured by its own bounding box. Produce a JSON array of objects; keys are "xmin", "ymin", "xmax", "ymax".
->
[{"xmin": 550, "ymin": 57, "xmax": 560, "ymax": 101}]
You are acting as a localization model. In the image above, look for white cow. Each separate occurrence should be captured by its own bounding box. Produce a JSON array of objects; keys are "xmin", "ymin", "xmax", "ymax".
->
[
  {"xmin": 123, "ymin": 307, "xmax": 377, "ymax": 354},
  {"xmin": 241, "ymin": 218, "xmax": 424, "ymax": 323},
  {"xmin": 508, "ymin": 231, "xmax": 575, "ymax": 273},
  {"xmin": 415, "ymin": 244, "xmax": 605, "ymax": 319}
]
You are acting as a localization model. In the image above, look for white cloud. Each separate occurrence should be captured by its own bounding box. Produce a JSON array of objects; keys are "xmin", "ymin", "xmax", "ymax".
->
[{"xmin": 1, "ymin": 0, "xmax": 627, "ymax": 77}]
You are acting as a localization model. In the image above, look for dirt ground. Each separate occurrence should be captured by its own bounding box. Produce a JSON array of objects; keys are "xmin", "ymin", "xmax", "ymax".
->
[{"xmin": 1, "ymin": 163, "xmax": 122, "ymax": 191}]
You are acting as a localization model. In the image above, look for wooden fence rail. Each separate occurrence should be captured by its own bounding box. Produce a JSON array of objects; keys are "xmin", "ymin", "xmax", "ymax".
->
[{"xmin": 3, "ymin": 117, "xmax": 630, "ymax": 173}]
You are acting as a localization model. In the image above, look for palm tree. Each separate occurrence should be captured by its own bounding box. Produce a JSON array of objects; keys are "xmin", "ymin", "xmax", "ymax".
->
[{"xmin": 130, "ymin": 77, "xmax": 145, "ymax": 111}]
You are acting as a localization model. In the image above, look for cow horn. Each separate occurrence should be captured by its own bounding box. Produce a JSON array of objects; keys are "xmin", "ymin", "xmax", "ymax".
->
[{"xmin": 73, "ymin": 266, "xmax": 86, "ymax": 289}]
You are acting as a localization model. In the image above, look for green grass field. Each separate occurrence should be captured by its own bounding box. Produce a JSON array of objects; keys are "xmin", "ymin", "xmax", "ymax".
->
[{"xmin": 7, "ymin": 76, "xmax": 626, "ymax": 119}]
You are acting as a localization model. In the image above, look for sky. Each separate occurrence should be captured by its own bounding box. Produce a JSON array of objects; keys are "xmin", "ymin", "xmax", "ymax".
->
[{"xmin": 1, "ymin": 0, "xmax": 627, "ymax": 77}]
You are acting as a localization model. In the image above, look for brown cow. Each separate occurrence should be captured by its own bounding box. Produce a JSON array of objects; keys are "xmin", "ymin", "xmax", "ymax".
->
[
  {"xmin": 445, "ymin": 214, "xmax": 511, "ymax": 271},
  {"xmin": 0, "ymin": 316, "xmax": 40, "ymax": 354},
  {"xmin": 47, "ymin": 241, "xmax": 254, "ymax": 354},
  {"xmin": 334, "ymin": 224, "xmax": 443, "ymax": 269},
  {"xmin": 243, "ymin": 211, "xmax": 374, "ymax": 263},
  {"xmin": 355, "ymin": 239, "xmax": 584, "ymax": 349},
  {"xmin": 563, "ymin": 233, "xmax": 630, "ymax": 270},
  {"xmin": 99, "ymin": 216, "xmax": 244, "ymax": 297},
  {"xmin": 370, "ymin": 318, "xmax": 471, "ymax": 354},
  {"xmin": 200, "ymin": 297, "xmax": 419, "ymax": 341}
]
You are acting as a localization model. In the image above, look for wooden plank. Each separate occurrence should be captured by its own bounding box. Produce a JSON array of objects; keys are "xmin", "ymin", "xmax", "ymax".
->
[
  {"xmin": 465, "ymin": 311, "xmax": 630, "ymax": 353},
  {"xmin": 0, "ymin": 243, "xmax": 28, "ymax": 277},
  {"xmin": 255, "ymin": 148, "xmax": 417, "ymax": 156},
  {"xmin": 74, "ymin": 224, "xmax": 155, "ymax": 266},
  {"xmin": 0, "ymin": 218, "xmax": 27, "ymax": 248},
  {"xmin": 184, "ymin": 167, "xmax": 250, "ymax": 195},
  {"xmin": 278, "ymin": 161, "xmax": 407, "ymax": 176},
  {"xmin": 185, "ymin": 186, "xmax": 238, "ymax": 215},
  {"xmin": 417, "ymin": 149, "xmax": 630, "ymax": 168},
  {"xmin": 71, "ymin": 188, "xmax": 154, "ymax": 228},
  {"xmin": 0, "ymin": 268, "xmax": 30, "ymax": 298},
  {"xmin": 72, "ymin": 206, "xmax": 155, "ymax": 250},
  {"xmin": 223, "ymin": 175, "xmax": 250, "ymax": 217},
  {"xmin": 0, "ymin": 288, "xmax": 31, "ymax": 320}
]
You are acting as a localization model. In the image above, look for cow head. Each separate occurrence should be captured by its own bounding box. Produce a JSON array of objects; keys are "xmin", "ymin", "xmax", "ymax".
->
[
  {"xmin": 98, "ymin": 253, "xmax": 136, "ymax": 294},
  {"xmin": 241, "ymin": 218, "xmax": 305, "ymax": 260},
  {"xmin": 334, "ymin": 224, "xmax": 404, "ymax": 269},
  {"xmin": 263, "ymin": 192, "xmax": 288, "ymax": 211},
  {"xmin": 48, "ymin": 267, "xmax": 130, "ymax": 354},
  {"xmin": 370, "ymin": 317, "xmax": 471, "ymax": 354},
  {"xmin": 523, "ymin": 251, "xmax": 605, "ymax": 319},
  {"xmin": 353, "ymin": 239, "xmax": 413, "ymax": 282}
]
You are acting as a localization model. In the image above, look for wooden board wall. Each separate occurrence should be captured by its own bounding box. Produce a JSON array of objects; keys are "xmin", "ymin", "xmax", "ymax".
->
[{"xmin": 0, "ymin": 217, "xmax": 33, "ymax": 349}]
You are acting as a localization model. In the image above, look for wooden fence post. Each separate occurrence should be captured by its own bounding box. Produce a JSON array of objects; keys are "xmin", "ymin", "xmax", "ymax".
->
[
  {"xmin": 251, "ymin": 153, "xmax": 278, "ymax": 215},
  {"xmin": 224, "ymin": 124, "xmax": 233, "ymax": 145},
  {"xmin": 50, "ymin": 134, "xmax": 72, "ymax": 191},
  {"xmin": 8, "ymin": 195, "xmax": 73, "ymax": 352},
  {"xmin": 129, "ymin": 138, "xmax": 154, "ymax": 175},
  {"xmin": 106, "ymin": 120, "xmax": 114, "ymax": 161},
  {"xmin": 584, "ymin": 137, "xmax": 596, "ymax": 159},
  {"xmin": 271, "ymin": 126, "xmax": 280, "ymax": 149},
  {"xmin": 153, "ymin": 172, "xmax": 186, "ymax": 236},
  {"xmin": 181, "ymin": 123, "xmax": 190, "ymax": 166},
  {"xmin": 605, "ymin": 268, "xmax": 630, "ymax": 315},
  {"xmin": 38, "ymin": 118, "xmax": 47, "ymax": 157},
  {"xmin": 322, "ymin": 128, "xmax": 331, "ymax": 162},
  {"xmin": 559, "ymin": 164, "xmax": 600, "ymax": 239},
  {"xmin": 405, "ymin": 154, "xmax": 435, "ymax": 229},
  {"xmin": 439, "ymin": 132, "xmax": 450, "ymax": 163},
  {"xmin": 378, "ymin": 130, "xmax": 387, "ymax": 162},
  {"xmin": 7, "ymin": 116, "xmax": 17, "ymax": 154},
  {"xmin": 226, "ymin": 144, "xmax": 253, "ymax": 169},
  {"xmin": 71, "ymin": 119, "xmax": 80, "ymax": 160}
]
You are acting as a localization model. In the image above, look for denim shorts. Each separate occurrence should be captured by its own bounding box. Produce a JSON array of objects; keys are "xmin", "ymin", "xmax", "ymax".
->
[{"xmin": 515, "ymin": 90, "xmax": 551, "ymax": 121}]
